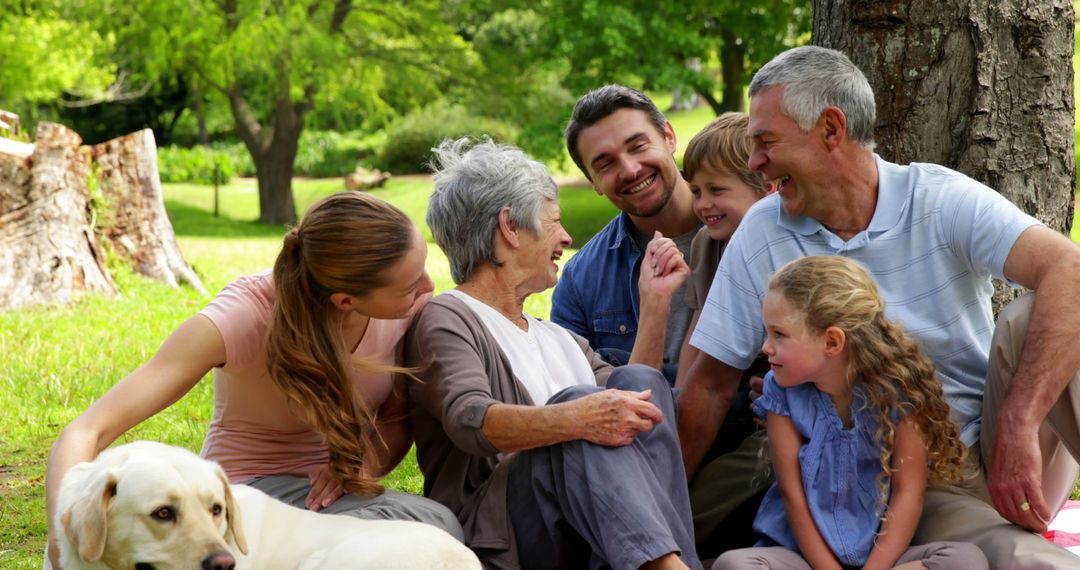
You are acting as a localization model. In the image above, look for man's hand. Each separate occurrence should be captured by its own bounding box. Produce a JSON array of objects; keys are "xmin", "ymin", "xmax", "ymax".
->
[
  {"xmin": 987, "ymin": 414, "xmax": 1051, "ymax": 532},
  {"xmin": 306, "ymin": 464, "xmax": 347, "ymax": 512},
  {"xmin": 571, "ymin": 389, "xmax": 663, "ymax": 447}
]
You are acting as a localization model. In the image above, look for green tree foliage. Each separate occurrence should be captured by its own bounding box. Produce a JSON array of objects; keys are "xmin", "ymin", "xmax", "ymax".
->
[
  {"xmin": 89, "ymin": 0, "xmax": 469, "ymax": 225},
  {"xmin": 0, "ymin": 2, "xmax": 115, "ymax": 114},
  {"xmin": 441, "ymin": 0, "xmax": 810, "ymax": 164},
  {"xmin": 541, "ymin": 0, "xmax": 811, "ymax": 113}
]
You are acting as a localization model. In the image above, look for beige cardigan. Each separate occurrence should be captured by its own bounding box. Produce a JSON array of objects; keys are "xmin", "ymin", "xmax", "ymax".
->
[{"xmin": 405, "ymin": 293, "xmax": 613, "ymax": 569}]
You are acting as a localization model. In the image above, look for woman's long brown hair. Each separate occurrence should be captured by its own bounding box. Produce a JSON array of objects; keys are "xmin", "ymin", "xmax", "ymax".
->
[
  {"xmin": 266, "ymin": 191, "xmax": 414, "ymax": 496},
  {"xmin": 767, "ymin": 256, "xmax": 969, "ymax": 510}
]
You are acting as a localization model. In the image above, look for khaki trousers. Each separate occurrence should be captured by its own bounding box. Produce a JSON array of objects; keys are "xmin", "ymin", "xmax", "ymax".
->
[{"xmin": 914, "ymin": 293, "xmax": 1080, "ymax": 569}]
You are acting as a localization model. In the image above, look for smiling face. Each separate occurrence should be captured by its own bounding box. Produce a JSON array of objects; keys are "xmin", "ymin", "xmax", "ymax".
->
[
  {"xmin": 688, "ymin": 162, "xmax": 764, "ymax": 241},
  {"xmin": 518, "ymin": 200, "xmax": 573, "ymax": 295},
  {"xmin": 575, "ymin": 108, "xmax": 681, "ymax": 218},
  {"xmin": 748, "ymin": 86, "xmax": 828, "ymax": 219}
]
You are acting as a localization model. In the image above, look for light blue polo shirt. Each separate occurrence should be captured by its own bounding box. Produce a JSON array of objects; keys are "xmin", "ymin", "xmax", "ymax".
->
[{"xmin": 690, "ymin": 155, "xmax": 1041, "ymax": 445}]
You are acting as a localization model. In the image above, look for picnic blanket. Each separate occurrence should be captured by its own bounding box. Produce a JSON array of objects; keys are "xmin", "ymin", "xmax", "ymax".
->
[{"xmin": 1045, "ymin": 500, "xmax": 1080, "ymax": 555}]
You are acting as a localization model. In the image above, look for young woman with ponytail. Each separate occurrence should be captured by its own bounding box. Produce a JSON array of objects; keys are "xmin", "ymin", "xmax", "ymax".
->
[{"xmin": 45, "ymin": 191, "xmax": 462, "ymax": 569}]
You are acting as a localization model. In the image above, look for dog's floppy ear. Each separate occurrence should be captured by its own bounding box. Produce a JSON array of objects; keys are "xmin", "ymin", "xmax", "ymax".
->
[
  {"xmin": 61, "ymin": 468, "xmax": 119, "ymax": 562},
  {"xmin": 218, "ymin": 470, "xmax": 248, "ymax": 555}
]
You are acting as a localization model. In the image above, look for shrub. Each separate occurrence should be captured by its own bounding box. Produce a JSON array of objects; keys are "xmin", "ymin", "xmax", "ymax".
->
[
  {"xmin": 157, "ymin": 145, "xmax": 234, "ymax": 185},
  {"xmin": 294, "ymin": 130, "xmax": 380, "ymax": 177},
  {"xmin": 159, "ymin": 130, "xmax": 384, "ymax": 183},
  {"xmin": 377, "ymin": 103, "xmax": 519, "ymax": 174},
  {"xmin": 209, "ymin": 141, "xmax": 254, "ymax": 177}
]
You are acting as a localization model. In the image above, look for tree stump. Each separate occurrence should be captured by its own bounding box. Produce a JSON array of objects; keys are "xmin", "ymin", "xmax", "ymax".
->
[
  {"xmin": 0, "ymin": 123, "xmax": 117, "ymax": 310},
  {"xmin": 90, "ymin": 129, "xmax": 207, "ymax": 295},
  {"xmin": 0, "ymin": 122, "xmax": 208, "ymax": 311}
]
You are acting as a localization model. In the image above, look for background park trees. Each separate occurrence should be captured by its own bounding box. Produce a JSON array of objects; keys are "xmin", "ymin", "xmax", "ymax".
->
[{"xmin": 1, "ymin": 0, "xmax": 811, "ymax": 224}]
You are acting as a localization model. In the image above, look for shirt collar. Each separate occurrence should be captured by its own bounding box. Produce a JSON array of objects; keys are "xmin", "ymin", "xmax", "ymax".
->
[{"xmin": 776, "ymin": 153, "xmax": 907, "ymax": 237}]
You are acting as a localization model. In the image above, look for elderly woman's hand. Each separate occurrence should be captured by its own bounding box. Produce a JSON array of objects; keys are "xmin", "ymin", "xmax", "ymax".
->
[
  {"xmin": 568, "ymin": 388, "xmax": 664, "ymax": 446},
  {"xmin": 639, "ymin": 231, "xmax": 690, "ymax": 303}
]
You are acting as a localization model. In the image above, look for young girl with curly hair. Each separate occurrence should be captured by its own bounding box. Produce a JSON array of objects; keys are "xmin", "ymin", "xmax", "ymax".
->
[{"xmin": 713, "ymin": 256, "xmax": 986, "ymax": 570}]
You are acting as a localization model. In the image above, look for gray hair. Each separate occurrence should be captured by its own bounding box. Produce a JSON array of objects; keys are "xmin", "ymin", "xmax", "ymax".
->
[
  {"xmin": 749, "ymin": 46, "xmax": 876, "ymax": 148},
  {"xmin": 427, "ymin": 137, "xmax": 559, "ymax": 284}
]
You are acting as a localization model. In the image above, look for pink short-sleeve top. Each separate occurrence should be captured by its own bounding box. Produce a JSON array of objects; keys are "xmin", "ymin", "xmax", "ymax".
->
[{"xmin": 197, "ymin": 270, "xmax": 424, "ymax": 483}]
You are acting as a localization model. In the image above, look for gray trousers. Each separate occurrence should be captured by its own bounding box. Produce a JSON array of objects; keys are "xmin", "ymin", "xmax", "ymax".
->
[
  {"xmin": 914, "ymin": 292, "xmax": 1080, "ymax": 569},
  {"xmin": 241, "ymin": 473, "xmax": 465, "ymax": 542},
  {"xmin": 711, "ymin": 542, "xmax": 988, "ymax": 570},
  {"xmin": 507, "ymin": 365, "xmax": 703, "ymax": 570}
]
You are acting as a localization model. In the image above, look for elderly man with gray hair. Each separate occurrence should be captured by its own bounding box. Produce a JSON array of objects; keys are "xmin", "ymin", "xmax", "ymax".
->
[
  {"xmin": 680, "ymin": 45, "xmax": 1080, "ymax": 568},
  {"xmin": 404, "ymin": 137, "xmax": 700, "ymax": 570}
]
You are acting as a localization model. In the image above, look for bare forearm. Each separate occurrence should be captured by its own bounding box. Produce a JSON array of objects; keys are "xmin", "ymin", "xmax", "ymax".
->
[
  {"xmin": 999, "ymin": 229, "xmax": 1080, "ymax": 432},
  {"xmin": 629, "ymin": 296, "xmax": 672, "ymax": 370},
  {"xmin": 862, "ymin": 488, "xmax": 922, "ymax": 570},
  {"xmin": 864, "ymin": 419, "xmax": 927, "ymax": 570},
  {"xmin": 1001, "ymin": 263, "xmax": 1080, "ymax": 430},
  {"xmin": 677, "ymin": 382, "xmax": 733, "ymax": 477},
  {"xmin": 676, "ymin": 355, "xmax": 742, "ymax": 478},
  {"xmin": 482, "ymin": 402, "xmax": 582, "ymax": 452}
]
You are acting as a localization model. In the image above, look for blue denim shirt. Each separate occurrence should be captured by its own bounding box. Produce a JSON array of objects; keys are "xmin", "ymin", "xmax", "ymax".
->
[
  {"xmin": 752, "ymin": 373, "xmax": 899, "ymax": 567},
  {"xmin": 551, "ymin": 213, "xmax": 643, "ymax": 355}
]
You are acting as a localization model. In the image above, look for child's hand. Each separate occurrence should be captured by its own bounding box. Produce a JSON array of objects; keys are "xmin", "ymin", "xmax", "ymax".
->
[{"xmin": 639, "ymin": 231, "xmax": 689, "ymax": 301}]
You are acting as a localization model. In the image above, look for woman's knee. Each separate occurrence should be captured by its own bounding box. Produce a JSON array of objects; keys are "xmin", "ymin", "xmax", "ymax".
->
[
  {"xmin": 609, "ymin": 365, "xmax": 671, "ymax": 395},
  {"xmin": 547, "ymin": 383, "xmax": 601, "ymax": 404}
]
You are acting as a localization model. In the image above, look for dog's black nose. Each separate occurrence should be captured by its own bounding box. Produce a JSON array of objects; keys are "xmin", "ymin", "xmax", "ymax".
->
[{"xmin": 201, "ymin": 551, "xmax": 236, "ymax": 570}]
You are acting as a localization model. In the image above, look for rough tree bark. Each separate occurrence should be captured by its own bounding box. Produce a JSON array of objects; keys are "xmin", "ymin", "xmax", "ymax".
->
[
  {"xmin": 1, "ymin": 120, "xmax": 207, "ymax": 310},
  {"xmin": 90, "ymin": 129, "xmax": 207, "ymax": 295},
  {"xmin": 813, "ymin": 0, "xmax": 1076, "ymax": 309},
  {"xmin": 0, "ymin": 123, "xmax": 117, "ymax": 310}
]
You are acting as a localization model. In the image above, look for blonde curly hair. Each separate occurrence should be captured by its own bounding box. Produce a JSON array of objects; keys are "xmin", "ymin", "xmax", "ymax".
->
[{"xmin": 766, "ymin": 256, "xmax": 969, "ymax": 506}]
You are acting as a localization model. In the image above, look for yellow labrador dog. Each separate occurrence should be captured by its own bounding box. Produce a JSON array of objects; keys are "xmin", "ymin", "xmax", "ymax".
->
[{"xmin": 50, "ymin": 441, "xmax": 481, "ymax": 570}]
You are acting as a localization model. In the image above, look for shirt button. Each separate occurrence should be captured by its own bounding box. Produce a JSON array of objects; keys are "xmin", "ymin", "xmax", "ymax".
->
[{"xmin": 618, "ymin": 324, "xmax": 627, "ymax": 332}]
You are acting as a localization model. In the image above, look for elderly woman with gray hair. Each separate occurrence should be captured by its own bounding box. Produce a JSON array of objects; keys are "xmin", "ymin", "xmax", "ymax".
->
[{"xmin": 405, "ymin": 137, "xmax": 701, "ymax": 570}]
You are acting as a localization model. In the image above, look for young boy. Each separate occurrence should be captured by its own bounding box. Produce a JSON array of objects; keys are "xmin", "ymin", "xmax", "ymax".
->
[{"xmin": 678, "ymin": 112, "xmax": 772, "ymax": 376}]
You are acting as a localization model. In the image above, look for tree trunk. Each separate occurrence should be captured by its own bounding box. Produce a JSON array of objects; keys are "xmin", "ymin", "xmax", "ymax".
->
[
  {"xmin": 230, "ymin": 94, "xmax": 303, "ymax": 226},
  {"xmin": 719, "ymin": 27, "xmax": 747, "ymax": 113},
  {"xmin": 252, "ymin": 139, "xmax": 300, "ymax": 226},
  {"xmin": 813, "ymin": 0, "xmax": 1076, "ymax": 310},
  {"xmin": 90, "ymin": 129, "xmax": 208, "ymax": 295},
  {"xmin": 0, "ymin": 123, "xmax": 117, "ymax": 310}
]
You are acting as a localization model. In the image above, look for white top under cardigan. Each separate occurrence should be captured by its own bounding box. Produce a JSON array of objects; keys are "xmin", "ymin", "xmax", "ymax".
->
[{"xmin": 444, "ymin": 289, "xmax": 595, "ymax": 406}]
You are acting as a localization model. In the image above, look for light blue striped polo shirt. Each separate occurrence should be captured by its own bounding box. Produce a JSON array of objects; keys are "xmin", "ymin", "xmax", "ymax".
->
[{"xmin": 690, "ymin": 155, "xmax": 1041, "ymax": 445}]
